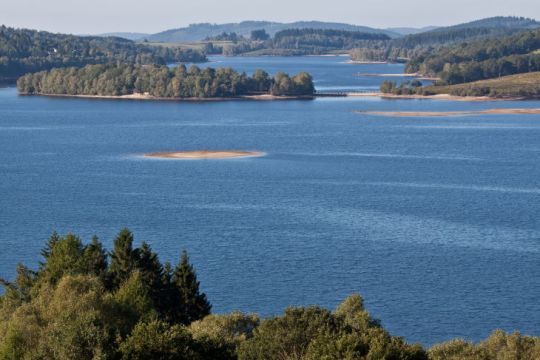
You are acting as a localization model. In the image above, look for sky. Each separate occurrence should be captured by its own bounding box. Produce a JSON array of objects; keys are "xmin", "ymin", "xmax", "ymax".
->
[{"xmin": 1, "ymin": 0, "xmax": 539, "ymax": 34}]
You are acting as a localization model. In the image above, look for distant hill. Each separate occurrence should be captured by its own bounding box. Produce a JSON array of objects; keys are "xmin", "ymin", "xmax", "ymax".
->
[
  {"xmin": 385, "ymin": 26, "xmax": 439, "ymax": 35},
  {"xmin": 445, "ymin": 16, "xmax": 540, "ymax": 30},
  {"xmin": 394, "ymin": 16, "xmax": 540, "ymax": 48},
  {"xmin": 146, "ymin": 21, "xmax": 401, "ymax": 42},
  {"xmin": 98, "ymin": 32, "xmax": 150, "ymax": 41}
]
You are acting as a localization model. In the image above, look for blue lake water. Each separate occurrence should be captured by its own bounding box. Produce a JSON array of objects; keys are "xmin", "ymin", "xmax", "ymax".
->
[{"xmin": 0, "ymin": 56, "xmax": 539, "ymax": 345}]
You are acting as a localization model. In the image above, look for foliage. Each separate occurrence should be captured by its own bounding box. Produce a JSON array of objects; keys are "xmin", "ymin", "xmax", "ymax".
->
[
  {"xmin": 1, "ymin": 231, "xmax": 539, "ymax": 359},
  {"xmin": 405, "ymin": 29, "xmax": 540, "ymax": 84},
  {"xmin": 251, "ymin": 30, "xmax": 270, "ymax": 41},
  {"xmin": 350, "ymin": 16, "xmax": 540, "ymax": 64},
  {"xmin": 420, "ymin": 72, "xmax": 540, "ymax": 98},
  {"xmin": 238, "ymin": 294, "xmax": 427, "ymax": 360},
  {"xmin": 0, "ymin": 25, "xmax": 207, "ymax": 82},
  {"xmin": 429, "ymin": 330, "xmax": 540, "ymax": 360},
  {"xmin": 16, "ymin": 63, "xmax": 315, "ymax": 97}
]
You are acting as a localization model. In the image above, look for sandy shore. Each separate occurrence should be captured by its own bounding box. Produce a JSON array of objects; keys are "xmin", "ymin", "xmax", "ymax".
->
[
  {"xmin": 346, "ymin": 92, "xmax": 524, "ymax": 102},
  {"xmin": 355, "ymin": 73, "xmax": 440, "ymax": 81},
  {"xmin": 346, "ymin": 60, "xmax": 389, "ymax": 64},
  {"xmin": 29, "ymin": 93, "xmax": 314, "ymax": 102},
  {"xmin": 144, "ymin": 151, "xmax": 265, "ymax": 160},
  {"xmin": 357, "ymin": 109, "xmax": 540, "ymax": 117}
]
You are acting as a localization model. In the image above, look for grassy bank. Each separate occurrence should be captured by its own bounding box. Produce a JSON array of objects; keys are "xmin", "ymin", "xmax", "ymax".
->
[{"xmin": 422, "ymin": 72, "xmax": 540, "ymax": 98}]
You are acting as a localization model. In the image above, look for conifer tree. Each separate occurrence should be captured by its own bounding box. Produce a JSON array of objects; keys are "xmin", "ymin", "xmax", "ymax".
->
[
  {"xmin": 109, "ymin": 228, "xmax": 139, "ymax": 288},
  {"xmin": 173, "ymin": 250, "xmax": 211, "ymax": 324},
  {"xmin": 137, "ymin": 241, "xmax": 165, "ymax": 310},
  {"xmin": 83, "ymin": 236, "xmax": 108, "ymax": 279}
]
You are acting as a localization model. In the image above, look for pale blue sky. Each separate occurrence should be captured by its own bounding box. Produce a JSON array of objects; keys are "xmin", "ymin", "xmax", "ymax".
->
[{"xmin": 2, "ymin": 0, "xmax": 539, "ymax": 34}]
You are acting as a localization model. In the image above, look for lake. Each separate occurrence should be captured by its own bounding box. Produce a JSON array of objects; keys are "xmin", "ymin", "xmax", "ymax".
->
[{"xmin": 0, "ymin": 56, "xmax": 539, "ymax": 345}]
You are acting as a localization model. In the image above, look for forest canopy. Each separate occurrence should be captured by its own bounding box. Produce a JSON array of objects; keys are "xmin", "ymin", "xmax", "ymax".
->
[
  {"xmin": 405, "ymin": 28, "xmax": 540, "ymax": 84},
  {"xmin": 17, "ymin": 64, "xmax": 315, "ymax": 98},
  {"xmin": 0, "ymin": 26, "xmax": 207, "ymax": 82},
  {"xmin": 1, "ymin": 230, "xmax": 539, "ymax": 359}
]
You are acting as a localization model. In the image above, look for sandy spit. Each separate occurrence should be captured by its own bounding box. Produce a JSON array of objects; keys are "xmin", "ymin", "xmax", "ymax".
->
[
  {"xmin": 143, "ymin": 151, "xmax": 266, "ymax": 160},
  {"xmin": 346, "ymin": 92, "xmax": 525, "ymax": 102}
]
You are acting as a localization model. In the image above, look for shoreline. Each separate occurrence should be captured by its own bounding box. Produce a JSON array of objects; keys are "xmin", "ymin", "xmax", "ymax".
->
[
  {"xmin": 356, "ymin": 108, "xmax": 540, "ymax": 117},
  {"xmin": 22, "ymin": 92, "xmax": 315, "ymax": 102},
  {"xmin": 345, "ymin": 92, "xmax": 527, "ymax": 102},
  {"xmin": 346, "ymin": 60, "xmax": 389, "ymax": 64},
  {"xmin": 355, "ymin": 73, "xmax": 440, "ymax": 81},
  {"xmin": 19, "ymin": 91, "xmax": 537, "ymax": 102},
  {"xmin": 144, "ymin": 151, "xmax": 265, "ymax": 160}
]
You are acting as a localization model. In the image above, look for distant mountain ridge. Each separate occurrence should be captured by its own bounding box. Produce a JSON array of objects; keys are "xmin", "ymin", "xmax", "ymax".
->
[
  {"xmin": 145, "ymin": 21, "xmax": 401, "ymax": 42},
  {"xmin": 98, "ymin": 32, "xmax": 150, "ymax": 41}
]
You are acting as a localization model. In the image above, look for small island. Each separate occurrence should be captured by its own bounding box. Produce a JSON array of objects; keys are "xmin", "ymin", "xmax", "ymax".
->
[
  {"xmin": 144, "ymin": 151, "xmax": 265, "ymax": 159},
  {"xmin": 16, "ymin": 63, "xmax": 315, "ymax": 100}
]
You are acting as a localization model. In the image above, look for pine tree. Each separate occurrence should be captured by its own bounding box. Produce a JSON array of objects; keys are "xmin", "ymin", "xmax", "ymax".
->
[
  {"xmin": 137, "ymin": 241, "xmax": 165, "ymax": 310},
  {"xmin": 109, "ymin": 228, "xmax": 138, "ymax": 288},
  {"xmin": 83, "ymin": 236, "xmax": 108, "ymax": 279},
  {"xmin": 172, "ymin": 250, "xmax": 211, "ymax": 324},
  {"xmin": 39, "ymin": 231, "xmax": 61, "ymax": 269}
]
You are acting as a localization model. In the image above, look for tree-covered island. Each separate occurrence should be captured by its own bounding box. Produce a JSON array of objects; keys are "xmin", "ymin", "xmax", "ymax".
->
[{"xmin": 16, "ymin": 64, "xmax": 316, "ymax": 99}]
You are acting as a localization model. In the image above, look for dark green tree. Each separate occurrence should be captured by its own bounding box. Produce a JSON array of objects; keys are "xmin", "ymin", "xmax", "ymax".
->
[
  {"xmin": 250, "ymin": 29, "xmax": 270, "ymax": 41},
  {"xmin": 109, "ymin": 228, "xmax": 139, "ymax": 288},
  {"xmin": 172, "ymin": 251, "xmax": 211, "ymax": 324},
  {"xmin": 82, "ymin": 235, "xmax": 108, "ymax": 279}
]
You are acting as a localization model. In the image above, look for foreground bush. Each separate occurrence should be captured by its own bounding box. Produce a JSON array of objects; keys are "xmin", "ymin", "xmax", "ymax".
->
[{"xmin": 0, "ymin": 230, "xmax": 538, "ymax": 359}]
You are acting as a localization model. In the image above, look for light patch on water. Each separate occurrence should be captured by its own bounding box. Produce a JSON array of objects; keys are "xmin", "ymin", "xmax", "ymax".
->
[
  {"xmin": 365, "ymin": 181, "xmax": 540, "ymax": 195},
  {"xmin": 404, "ymin": 124, "xmax": 539, "ymax": 130},
  {"xmin": 286, "ymin": 205, "xmax": 540, "ymax": 254},
  {"xmin": 292, "ymin": 152, "xmax": 483, "ymax": 162}
]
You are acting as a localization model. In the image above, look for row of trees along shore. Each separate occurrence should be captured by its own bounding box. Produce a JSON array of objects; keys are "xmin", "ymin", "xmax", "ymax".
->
[
  {"xmin": 16, "ymin": 63, "xmax": 316, "ymax": 98},
  {"xmin": 1, "ymin": 229, "xmax": 539, "ymax": 359},
  {"xmin": 0, "ymin": 26, "xmax": 207, "ymax": 82}
]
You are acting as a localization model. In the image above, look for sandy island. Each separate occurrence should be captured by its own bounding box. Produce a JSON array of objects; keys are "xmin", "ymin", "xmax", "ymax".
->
[
  {"xmin": 144, "ymin": 151, "xmax": 265, "ymax": 160},
  {"xmin": 356, "ymin": 109, "xmax": 540, "ymax": 117}
]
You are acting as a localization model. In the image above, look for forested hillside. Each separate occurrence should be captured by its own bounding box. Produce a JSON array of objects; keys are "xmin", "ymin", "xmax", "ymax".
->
[
  {"xmin": 205, "ymin": 28, "xmax": 391, "ymax": 56},
  {"xmin": 146, "ymin": 20, "xmax": 399, "ymax": 42},
  {"xmin": 406, "ymin": 29, "xmax": 540, "ymax": 84},
  {"xmin": 17, "ymin": 63, "xmax": 315, "ymax": 98},
  {"xmin": 350, "ymin": 17, "xmax": 540, "ymax": 62},
  {"xmin": 271, "ymin": 28, "xmax": 390, "ymax": 53},
  {"xmin": 0, "ymin": 26, "xmax": 207, "ymax": 82},
  {"xmin": 1, "ymin": 230, "xmax": 539, "ymax": 359}
]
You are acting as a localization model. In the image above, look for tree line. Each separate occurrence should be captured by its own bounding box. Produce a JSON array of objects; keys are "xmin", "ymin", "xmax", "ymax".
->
[
  {"xmin": 204, "ymin": 28, "xmax": 391, "ymax": 56},
  {"xmin": 349, "ymin": 17, "xmax": 540, "ymax": 64},
  {"xmin": 1, "ymin": 230, "xmax": 539, "ymax": 359},
  {"xmin": 0, "ymin": 26, "xmax": 207, "ymax": 82},
  {"xmin": 405, "ymin": 29, "xmax": 540, "ymax": 84},
  {"xmin": 16, "ymin": 63, "xmax": 315, "ymax": 98}
]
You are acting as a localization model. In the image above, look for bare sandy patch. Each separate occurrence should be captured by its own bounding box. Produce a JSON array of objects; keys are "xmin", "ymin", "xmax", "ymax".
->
[
  {"xmin": 346, "ymin": 92, "xmax": 521, "ymax": 101},
  {"xmin": 144, "ymin": 151, "xmax": 265, "ymax": 160},
  {"xmin": 357, "ymin": 109, "xmax": 540, "ymax": 117},
  {"xmin": 355, "ymin": 73, "xmax": 440, "ymax": 81}
]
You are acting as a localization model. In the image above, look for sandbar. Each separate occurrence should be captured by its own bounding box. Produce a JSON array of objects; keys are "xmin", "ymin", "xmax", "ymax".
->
[
  {"xmin": 346, "ymin": 92, "xmax": 523, "ymax": 101},
  {"xmin": 357, "ymin": 109, "xmax": 540, "ymax": 117},
  {"xmin": 144, "ymin": 151, "xmax": 265, "ymax": 159}
]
